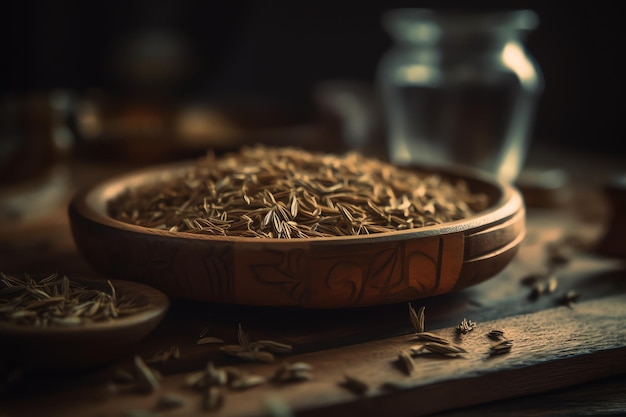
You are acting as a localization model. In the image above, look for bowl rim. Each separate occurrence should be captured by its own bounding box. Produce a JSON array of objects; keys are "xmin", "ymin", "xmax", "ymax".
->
[
  {"xmin": 70, "ymin": 159, "xmax": 524, "ymax": 246},
  {"xmin": 0, "ymin": 277, "xmax": 169, "ymax": 336}
]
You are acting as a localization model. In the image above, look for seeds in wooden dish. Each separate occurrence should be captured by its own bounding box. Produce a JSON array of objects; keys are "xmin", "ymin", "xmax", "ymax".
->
[
  {"xmin": 0, "ymin": 272, "xmax": 148, "ymax": 327},
  {"xmin": 108, "ymin": 146, "xmax": 489, "ymax": 238}
]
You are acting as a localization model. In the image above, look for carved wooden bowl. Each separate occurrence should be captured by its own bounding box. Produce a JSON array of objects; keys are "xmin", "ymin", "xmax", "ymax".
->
[{"xmin": 68, "ymin": 161, "xmax": 525, "ymax": 309}]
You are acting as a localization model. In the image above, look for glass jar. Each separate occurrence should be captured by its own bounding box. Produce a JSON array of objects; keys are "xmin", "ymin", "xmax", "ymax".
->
[{"xmin": 376, "ymin": 8, "xmax": 543, "ymax": 183}]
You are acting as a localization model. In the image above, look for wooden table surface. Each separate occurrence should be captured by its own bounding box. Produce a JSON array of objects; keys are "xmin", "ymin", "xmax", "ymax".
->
[{"xmin": 0, "ymin": 142, "xmax": 625, "ymax": 417}]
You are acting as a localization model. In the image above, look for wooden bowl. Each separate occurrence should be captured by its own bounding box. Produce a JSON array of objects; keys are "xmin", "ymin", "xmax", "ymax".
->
[
  {"xmin": 68, "ymin": 161, "xmax": 525, "ymax": 309},
  {"xmin": 0, "ymin": 277, "xmax": 169, "ymax": 370}
]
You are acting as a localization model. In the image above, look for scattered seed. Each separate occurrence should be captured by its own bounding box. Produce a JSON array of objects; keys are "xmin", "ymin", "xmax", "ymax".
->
[
  {"xmin": 271, "ymin": 361, "xmax": 314, "ymax": 383},
  {"xmin": 414, "ymin": 342, "xmax": 467, "ymax": 357},
  {"xmin": 238, "ymin": 323, "xmax": 250, "ymax": 348},
  {"xmin": 546, "ymin": 276, "xmax": 558, "ymax": 293},
  {"xmin": 197, "ymin": 336, "xmax": 225, "ymax": 345},
  {"xmin": 202, "ymin": 386, "xmax": 224, "ymax": 411},
  {"xmin": 520, "ymin": 273, "xmax": 545, "ymax": 287},
  {"xmin": 408, "ymin": 303, "xmax": 425, "ymax": 333},
  {"xmin": 414, "ymin": 332, "xmax": 450, "ymax": 344},
  {"xmin": 198, "ymin": 327, "xmax": 209, "ymax": 338},
  {"xmin": 207, "ymin": 362, "xmax": 228, "ymax": 387},
  {"xmin": 184, "ymin": 370, "xmax": 207, "ymax": 389},
  {"xmin": 456, "ymin": 318, "xmax": 476, "ymax": 334},
  {"xmin": 547, "ymin": 245, "xmax": 571, "ymax": 269},
  {"xmin": 417, "ymin": 306, "xmax": 426, "ymax": 333},
  {"xmin": 133, "ymin": 355, "xmax": 160, "ymax": 393},
  {"xmin": 223, "ymin": 366, "xmax": 245, "ymax": 384},
  {"xmin": 560, "ymin": 290, "xmax": 581, "ymax": 307},
  {"xmin": 220, "ymin": 344, "xmax": 247, "ymax": 355},
  {"xmin": 489, "ymin": 340, "xmax": 513, "ymax": 355},
  {"xmin": 219, "ymin": 324, "xmax": 292, "ymax": 362},
  {"xmin": 340, "ymin": 374, "xmax": 369, "ymax": 395},
  {"xmin": 146, "ymin": 345, "xmax": 180, "ymax": 363},
  {"xmin": 530, "ymin": 281, "xmax": 546, "ymax": 300},
  {"xmin": 487, "ymin": 330, "xmax": 505, "ymax": 341},
  {"xmin": 397, "ymin": 351, "xmax": 416, "ymax": 375}
]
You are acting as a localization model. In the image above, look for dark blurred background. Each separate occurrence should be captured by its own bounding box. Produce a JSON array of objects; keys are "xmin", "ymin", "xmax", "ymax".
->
[{"xmin": 1, "ymin": 0, "xmax": 623, "ymax": 185}]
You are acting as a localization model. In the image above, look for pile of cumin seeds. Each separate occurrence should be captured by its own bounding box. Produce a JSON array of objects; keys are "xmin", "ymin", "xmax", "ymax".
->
[{"xmin": 108, "ymin": 146, "xmax": 489, "ymax": 238}]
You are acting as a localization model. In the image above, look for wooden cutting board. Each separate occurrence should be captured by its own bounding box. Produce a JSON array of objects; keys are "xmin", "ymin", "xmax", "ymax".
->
[{"xmin": 4, "ymin": 293, "xmax": 625, "ymax": 417}]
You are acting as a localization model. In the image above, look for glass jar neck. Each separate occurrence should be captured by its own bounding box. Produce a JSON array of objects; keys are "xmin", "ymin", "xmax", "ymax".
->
[{"xmin": 383, "ymin": 8, "xmax": 537, "ymax": 51}]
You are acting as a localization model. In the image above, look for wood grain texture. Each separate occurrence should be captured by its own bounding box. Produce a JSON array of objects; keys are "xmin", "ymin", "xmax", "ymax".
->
[
  {"xmin": 2, "ymin": 145, "xmax": 625, "ymax": 417},
  {"xmin": 432, "ymin": 373, "xmax": 626, "ymax": 417},
  {"xmin": 3, "ymin": 294, "xmax": 625, "ymax": 417}
]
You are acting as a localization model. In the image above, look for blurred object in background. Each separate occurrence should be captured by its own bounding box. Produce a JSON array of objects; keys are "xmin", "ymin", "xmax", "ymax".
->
[
  {"xmin": 109, "ymin": 26, "xmax": 193, "ymax": 97},
  {"xmin": 0, "ymin": 91, "xmax": 74, "ymax": 223},
  {"xmin": 3, "ymin": 2, "xmax": 623, "ymax": 168},
  {"xmin": 0, "ymin": 164, "xmax": 71, "ymax": 225},
  {"xmin": 3, "ymin": 2, "xmax": 624, "ymax": 155},
  {"xmin": 377, "ymin": 8, "xmax": 543, "ymax": 182},
  {"xmin": 515, "ymin": 167, "xmax": 570, "ymax": 208},
  {"xmin": 0, "ymin": 91, "xmax": 74, "ymax": 187},
  {"xmin": 313, "ymin": 79, "xmax": 385, "ymax": 157},
  {"xmin": 595, "ymin": 174, "xmax": 626, "ymax": 258},
  {"xmin": 71, "ymin": 91, "xmax": 322, "ymax": 163},
  {"xmin": 72, "ymin": 90, "xmax": 177, "ymax": 163}
]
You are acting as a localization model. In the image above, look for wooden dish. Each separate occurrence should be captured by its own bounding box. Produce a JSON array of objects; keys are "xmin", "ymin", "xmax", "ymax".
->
[
  {"xmin": 0, "ymin": 277, "xmax": 169, "ymax": 370},
  {"xmin": 68, "ymin": 161, "xmax": 525, "ymax": 309}
]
